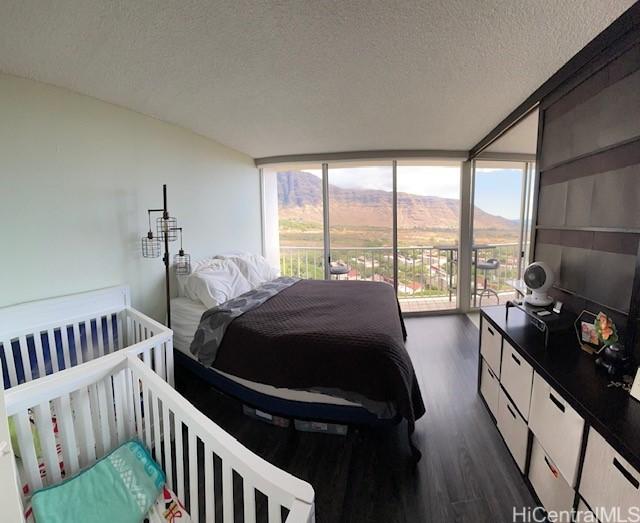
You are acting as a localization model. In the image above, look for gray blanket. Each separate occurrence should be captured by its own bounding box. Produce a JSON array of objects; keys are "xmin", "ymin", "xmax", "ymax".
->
[{"xmin": 190, "ymin": 277, "xmax": 299, "ymax": 365}]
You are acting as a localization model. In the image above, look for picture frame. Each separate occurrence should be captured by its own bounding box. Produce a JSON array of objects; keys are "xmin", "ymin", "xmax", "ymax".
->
[{"xmin": 574, "ymin": 310, "xmax": 604, "ymax": 354}]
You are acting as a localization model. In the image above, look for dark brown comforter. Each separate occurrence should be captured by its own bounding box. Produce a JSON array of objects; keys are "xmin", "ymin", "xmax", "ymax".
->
[{"xmin": 211, "ymin": 279, "xmax": 426, "ymax": 425}]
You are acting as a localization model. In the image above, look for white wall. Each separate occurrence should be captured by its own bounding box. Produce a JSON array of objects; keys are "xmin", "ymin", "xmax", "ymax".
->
[{"xmin": 0, "ymin": 74, "xmax": 262, "ymax": 321}]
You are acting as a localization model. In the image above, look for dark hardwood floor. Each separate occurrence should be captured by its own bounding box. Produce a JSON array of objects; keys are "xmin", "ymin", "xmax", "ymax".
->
[{"xmin": 176, "ymin": 314, "xmax": 535, "ymax": 522}]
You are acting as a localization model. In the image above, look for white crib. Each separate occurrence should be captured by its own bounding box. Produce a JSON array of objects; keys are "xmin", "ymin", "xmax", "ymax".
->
[
  {"xmin": 0, "ymin": 287, "xmax": 315, "ymax": 522},
  {"xmin": 0, "ymin": 286, "xmax": 174, "ymax": 389},
  {"xmin": 5, "ymin": 348, "xmax": 315, "ymax": 522}
]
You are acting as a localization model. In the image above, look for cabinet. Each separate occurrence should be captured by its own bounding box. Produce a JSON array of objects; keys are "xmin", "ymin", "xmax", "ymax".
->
[
  {"xmin": 576, "ymin": 499, "xmax": 598, "ymax": 523},
  {"xmin": 500, "ymin": 340, "xmax": 533, "ymax": 419},
  {"xmin": 479, "ymin": 358, "xmax": 500, "ymax": 419},
  {"xmin": 496, "ymin": 389, "xmax": 528, "ymax": 472},
  {"xmin": 580, "ymin": 428, "xmax": 640, "ymax": 517},
  {"xmin": 528, "ymin": 372, "xmax": 585, "ymax": 486},
  {"xmin": 528, "ymin": 438, "xmax": 575, "ymax": 514},
  {"xmin": 480, "ymin": 318, "xmax": 502, "ymax": 377},
  {"xmin": 478, "ymin": 308, "xmax": 640, "ymax": 519}
]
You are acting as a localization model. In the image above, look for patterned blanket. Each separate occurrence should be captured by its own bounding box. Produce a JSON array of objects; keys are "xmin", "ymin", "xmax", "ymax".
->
[
  {"xmin": 190, "ymin": 277, "xmax": 299, "ymax": 365},
  {"xmin": 30, "ymin": 440, "xmax": 164, "ymax": 523}
]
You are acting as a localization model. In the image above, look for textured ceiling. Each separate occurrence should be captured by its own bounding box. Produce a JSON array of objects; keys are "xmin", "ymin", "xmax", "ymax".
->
[{"xmin": 0, "ymin": 1, "xmax": 633, "ymax": 158}]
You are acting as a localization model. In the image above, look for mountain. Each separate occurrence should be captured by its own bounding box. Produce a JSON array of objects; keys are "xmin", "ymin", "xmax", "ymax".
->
[{"xmin": 277, "ymin": 171, "xmax": 518, "ymax": 230}]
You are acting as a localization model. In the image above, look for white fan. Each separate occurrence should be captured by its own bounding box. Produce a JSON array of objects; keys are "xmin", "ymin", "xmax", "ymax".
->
[{"xmin": 523, "ymin": 262, "xmax": 554, "ymax": 306}]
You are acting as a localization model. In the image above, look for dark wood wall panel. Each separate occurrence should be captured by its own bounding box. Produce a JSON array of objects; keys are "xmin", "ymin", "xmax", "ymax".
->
[
  {"xmin": 540, "ymin": 137, "xmax": 640, "ymax": 186},
  {"xmin": 544, "ymin": 41, "xmax": 640, "ymax": 122},
  {"xmin": 536, "ymin": 161, "xmax": 640, "ymax": 230},
  {"xmin": 535, "ymin": 230, "xmax": 639, "ymax": 314},
  {"xmin": 546, "ymin": 286, "xmax": 629, "ymax": 337},
  {"xmin": 533, "ymin": 16, "xmax": 640, "ymax": 358},
  {"xmin": 536, "ymin": 229, "xmax": 640, "ymax": 255},
  {"xmin": 541, "ymin": 68, "xmax": 640, "ymax": 169},
  {"xmin": 542, "ymin": 19, "xmax": 640, "ymax": 110}
]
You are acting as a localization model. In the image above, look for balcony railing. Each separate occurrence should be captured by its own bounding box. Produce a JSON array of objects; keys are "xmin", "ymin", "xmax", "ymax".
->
[{"xmin": 279, "ymin": 243, "xmax": 523, "ymax": 302}]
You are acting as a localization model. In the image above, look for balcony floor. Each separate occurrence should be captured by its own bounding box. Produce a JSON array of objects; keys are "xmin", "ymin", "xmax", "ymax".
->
[{"xmin": 399, "ymin": 291, "xmax": 518, "ymax": 313}]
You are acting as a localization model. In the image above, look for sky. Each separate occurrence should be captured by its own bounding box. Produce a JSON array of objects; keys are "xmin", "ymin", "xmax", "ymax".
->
[{"xmin": 303, "ymin": 165, "xmax": 524, "ymax": 219}]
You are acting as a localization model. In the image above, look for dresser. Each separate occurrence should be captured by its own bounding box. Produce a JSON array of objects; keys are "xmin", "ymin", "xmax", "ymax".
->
[{"xmin": 478, "ymin": 306, "xmax": 640, "ymax": 520}]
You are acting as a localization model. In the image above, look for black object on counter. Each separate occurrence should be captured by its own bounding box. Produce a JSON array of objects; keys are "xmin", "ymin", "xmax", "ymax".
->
[
  {"xmin": 595, "ymin": 342, "xmax": 632, "ymax": 377},
  {"xmin": 505, "ymin": 300, "xmax": 575, "ymax": 349}
]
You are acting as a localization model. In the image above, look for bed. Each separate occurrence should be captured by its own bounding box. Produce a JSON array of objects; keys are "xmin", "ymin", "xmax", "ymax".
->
[
  {"xmin": 173, "ymin": 254, "xmax": 426, "ymax": 458},
  {"xmin": 171, "ymin": 296, "xmax": 391, "ymax": 420}
]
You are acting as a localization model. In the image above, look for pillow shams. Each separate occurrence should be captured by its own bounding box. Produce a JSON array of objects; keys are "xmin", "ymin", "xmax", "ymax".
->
[
  {"xmin": 185, "ymin": 258, "xmax": 251, "ymax": 309},
  {"xmin": 216, "ymin": 252, "xmax": 278, "ymax": 287}
]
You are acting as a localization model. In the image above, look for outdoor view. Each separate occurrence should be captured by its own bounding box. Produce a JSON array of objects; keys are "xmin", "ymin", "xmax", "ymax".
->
[
  {"xmin": 471, "ymin": 165, "xmax": 525, "ymax": 308},
  {"xmin": 276, "ymin": 162, "xmax": 526, "ymax": 311}
]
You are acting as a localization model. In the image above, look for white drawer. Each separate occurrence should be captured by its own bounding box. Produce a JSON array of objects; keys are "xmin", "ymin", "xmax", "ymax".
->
[
  {"xmin": 576, "ymin": 499, "xmax": 598, "ymax": 523},
  {"xmin": 528, "ymin": 437, "xmax": 575, "ymax": 514},
  {"xmin": 529, "ymin": 372, "xmax": 585, "ymax": 486},
  {"xmin": 479, "ymin": 358, "xmax": 500, "ymax": 420},
  {"xmin": 496, "ymin": 388, "xmax": 528, "ymax": 472},
  {"xmin": 580, "ymin": 428, "xmax": 640, "ymax": 517},
  {"xmin": 500, "ymin": 340, "xmax": 533, "ymax": 419},
  {"xmin": 480, "ymin": 317, "xmax": 502, "ymax": 377}
]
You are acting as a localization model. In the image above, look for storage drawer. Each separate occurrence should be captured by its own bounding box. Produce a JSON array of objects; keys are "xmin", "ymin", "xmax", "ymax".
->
[
  {"xmin": 496, "ymin": 388, "xmax": 528, "ymax": 472},
  {"xmin": 500, "ymin": 340, "xmax": 533, "ymax": 419},
  {"xmin": 576, "ymin": 499, "xmax": 598, "ymax": 523},
  {"xmin": 528, "ymin": 438, "xmax": 575, "ymax": 514},
  {"xmin": 529, "ymin": 372, "xmax": 585, "ymax": 485},
  {"xmin": 480, "ymin": 317, "xmax": 502, "ymax": 377},
  {"xmin": 580, "ymin": 428, "xmax": 640, "ymax": 517},
  {"xmin": 479, "ymin": 358, "xmax": 500, "ymax": 420}
]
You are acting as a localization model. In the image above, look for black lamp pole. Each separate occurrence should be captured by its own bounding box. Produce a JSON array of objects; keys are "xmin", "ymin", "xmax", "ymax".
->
[
  {"xmin": 141, "ymin": 184, "xmax": 188, "ymax": 329},
  {"xmin": 144, "ymin": 185, "xmax": 172, "ymax": 328},
  {"xmin": 162, "ymin": 184, "xmax": 172, "ymax": 328}
]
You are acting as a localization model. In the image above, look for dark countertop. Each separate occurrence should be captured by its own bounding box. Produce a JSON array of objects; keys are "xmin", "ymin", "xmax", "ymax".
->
[{"xmin": 481, "ymin": 305, "xmax": 640, "ymax": 473}]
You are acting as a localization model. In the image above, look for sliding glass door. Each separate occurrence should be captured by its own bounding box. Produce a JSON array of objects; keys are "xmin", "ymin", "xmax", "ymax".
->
[
  {"xmin": 327, "ymin": 163, "xmax": 394, "ymax": 285},
  {"xmin": 264, "ymin": 160, "xmax": 463, "ymax": 313},
  {"xmin": 469, "ymin": 160, "xmax": 535, "ymax": 308},
  {"xmin": 396, "ymin": 161, "xmax": 461, "ymax": 312}
]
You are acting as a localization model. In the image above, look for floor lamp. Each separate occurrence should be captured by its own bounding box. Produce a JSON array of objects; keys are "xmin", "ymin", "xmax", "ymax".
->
[{"xmin": 141, "ymin": 184, "xmax": 191, "ymax": 328}]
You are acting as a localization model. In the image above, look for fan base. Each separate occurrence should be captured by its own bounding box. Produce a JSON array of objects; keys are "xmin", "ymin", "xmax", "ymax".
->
[{"xmin": 524, "ymin": 292, "xmax": 553, "ymax": 307}]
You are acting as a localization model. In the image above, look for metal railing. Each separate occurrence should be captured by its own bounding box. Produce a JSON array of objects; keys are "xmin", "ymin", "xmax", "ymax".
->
[{"xmin": 279, "ymin": 243, "xmax": 522, "ymax": 301}]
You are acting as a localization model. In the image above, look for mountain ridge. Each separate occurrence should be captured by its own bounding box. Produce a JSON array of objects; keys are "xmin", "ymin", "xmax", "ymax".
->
[{"xmin": 278, "ymin": 171, "xmax": 517, "ymax": 230}]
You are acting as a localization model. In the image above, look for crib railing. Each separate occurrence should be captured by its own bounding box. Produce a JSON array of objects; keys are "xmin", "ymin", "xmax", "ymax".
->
[
  {"xmin": 125, "ymin": 307, "xmax": 175, "ymax": 387},
  {"xmin": 4, "ymin": 349, "xmax": 315, "ymax": 523},
  {"xmin": 0, "ymin": 305, "xmax": 173, "ymax": 389}
]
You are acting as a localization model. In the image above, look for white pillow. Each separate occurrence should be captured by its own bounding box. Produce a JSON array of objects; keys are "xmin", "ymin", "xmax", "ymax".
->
[
  {"xmin": 216, "ymin": 253, "xmax": 278, "ymax": 287},
  {"xmin": 184, "ymin": 258, "xmax": 252, "ymax": 309}
]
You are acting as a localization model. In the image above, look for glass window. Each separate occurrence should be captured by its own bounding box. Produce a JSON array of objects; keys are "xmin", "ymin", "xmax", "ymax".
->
[
  {"xmin": 471, "ymin": 161, "xmax": 526, "ymax": 308},
  {"xmin": 263, "ymin": 165, "xmax": 325, "ymax": 279},
  {"xmin": 327, "ymin": 162, "xmax": 393, "ymax": 285},
  {"xmin": 397, "ymin": 161, "xmax": 461, "ymax": 313}
]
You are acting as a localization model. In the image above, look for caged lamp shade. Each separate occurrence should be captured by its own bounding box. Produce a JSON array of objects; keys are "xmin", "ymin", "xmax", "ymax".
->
[
  {"xmin": 141, "ymin": 232, "xmax": 161, "ymax": 258},
  {"xmin": 174, "ymin": 249, "xmax": 191, "ymax": 275},
  {"xmin": 173, "ymin": 228, "xmax": 191, "ymax": 275},
  {"xmin": 156, "ymin": 216, "xmax": 178, "ymax": 241}
]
